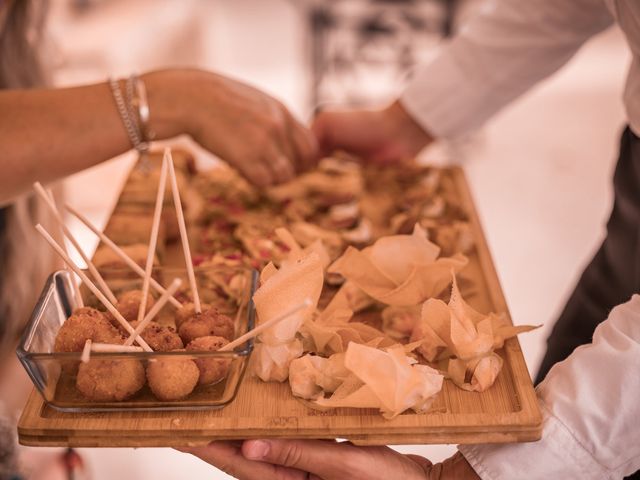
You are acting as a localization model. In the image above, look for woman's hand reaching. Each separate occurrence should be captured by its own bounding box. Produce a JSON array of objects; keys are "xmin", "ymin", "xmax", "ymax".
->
[
  {"xmin": 0, "ymin": 67, "xmax": 317, "ymax": 203},
  {"xmin": 145, "ymin": 69, "xmax": 318, "ymax": 187}
]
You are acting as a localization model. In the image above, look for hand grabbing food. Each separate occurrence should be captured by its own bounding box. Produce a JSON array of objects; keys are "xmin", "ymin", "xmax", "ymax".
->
[
  {"xmin": 144, "ymin": 69, "xmax": 318, "ymax": 187},
  {"xmin": 312, "ymin": 101, "xmax": 433, "ymax": 165}
]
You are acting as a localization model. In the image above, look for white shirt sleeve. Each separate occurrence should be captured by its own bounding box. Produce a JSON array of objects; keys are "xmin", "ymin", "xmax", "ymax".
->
[
  {"xmin": 458, "ymin": 294, "xmax": 640, "ymax": 479},
  {"xmin": 400, "ymin": 0, "xmax": 614, "ymax": 138}
]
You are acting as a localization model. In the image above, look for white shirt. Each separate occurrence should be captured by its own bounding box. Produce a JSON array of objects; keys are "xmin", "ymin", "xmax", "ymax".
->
[
  {"xmin": 401, "ymin": 0, "xmax": 640, "ymax": 139},
  {"xmin": 401, "ymin": 2, "xmax": 640, "ymax": 478},
  {"xmin": 459, "ymin": 296, "xmax": 640, "ymax": 479}
]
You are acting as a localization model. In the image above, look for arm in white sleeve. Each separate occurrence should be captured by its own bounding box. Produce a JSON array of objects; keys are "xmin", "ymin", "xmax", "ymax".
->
[
  {"xmin": 401, "ymin": 0, "xmax": 614, "ymax": 138},
  {"xmin": 458, "ymin": 294, "xmax": 640, "ymax": 479}
]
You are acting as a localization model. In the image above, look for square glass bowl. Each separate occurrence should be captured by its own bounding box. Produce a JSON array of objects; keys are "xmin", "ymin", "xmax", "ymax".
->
[{"xmin": 17, "ymin": 268, "xmax": 257, "ymax": 412}]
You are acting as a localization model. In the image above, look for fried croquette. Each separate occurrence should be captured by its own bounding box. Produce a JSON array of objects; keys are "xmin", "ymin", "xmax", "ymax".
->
[
  {"xmin": 71, "ymin": 306, "xmax": 106, "ymax": 320},
  {"xmin": 178, "ymin": 308, "xmax": 235, "ymax": 344},
  {"xmin": 186, "ymin": 336, "xmax": 232, "ymax": 385},
  {"xmin": 129, "ymin": 320, "xmax": 183, "ymax": 351},
  {"xmin": 206, "ymin": 293, "xmax": 237, "ymax": 316},
  {"xmin": 116, "ymin": 289, "xmax": 155, "ymax": 322},
  {"xmin": 174, "ymin": 302, "xmax": 211, "ymax": 329},
  {"xmin": 76, "ymin": 358, "xmax": 145, "ymax": 401},
  {"xmin": 54, "ymin": 308, "xmax": 123, "ymax": 353},
  {"xmin": 146, "ymin": 354, "xmax": 200, "ymax": 400}
]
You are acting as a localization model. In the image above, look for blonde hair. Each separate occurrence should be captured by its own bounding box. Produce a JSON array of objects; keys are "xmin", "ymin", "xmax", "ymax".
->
[{"xmin": 0, "ymin": 0, "xmax": 58, "ymax": 352}]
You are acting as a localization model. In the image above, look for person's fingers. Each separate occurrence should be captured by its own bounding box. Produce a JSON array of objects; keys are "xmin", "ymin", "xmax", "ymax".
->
[
  {"xmin": 180, "ymin": 442, "xmax": 258, "ymax": 478},
  {"xmin": 274, "ymin": 127, "xmax": 297, "ymax": 175},
  {"xmin": 273, "ymin": 153, "xmax": 295, "ymax": 183},
  {"xmin": 243, "ymin": 439, "xmax": 357, "ymax": 478},
  {"xmin": 237, "ymin": 160, "xmax": 274, "ymax": 188},
  {"xmin": 242, "ymin": 439, "xmax": 428, "ymax": 480},
  {"xmin": 311, "ymin": 109, "xmax": 378, "ymax": 159},
  {"xmin": 182, "ymin": 440, "xmax": 435, "ymax": 480},
  {"xmin": 310, "ymin": 111, "xmax": 334, "ymax": 158},
  {"xmin": 266, "ymin": 102, "xmax": 298, "ymax": 174},
  {"xmin": 405, "ymin": 454, "xmax": 434, "ymax": 472},
  {"xmin": 286, "ymin": 114, "xmax": 319, "ymax": 172},
  {"xmin": 180, "ymin": 441, "xmax": 308, "ymax": 480},
  {"xmin": 261, "ymin": 141, "xmax": 294, "ymax": 184}
]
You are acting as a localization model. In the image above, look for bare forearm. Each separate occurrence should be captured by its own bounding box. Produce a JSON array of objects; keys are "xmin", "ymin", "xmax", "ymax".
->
[
  {"xmin": 0, "ymin": 68, "xmax": 315, "ymax": 204},
  {"xmin": 1, "ymin": 82, "xmax": 130, "ymax": 203}
]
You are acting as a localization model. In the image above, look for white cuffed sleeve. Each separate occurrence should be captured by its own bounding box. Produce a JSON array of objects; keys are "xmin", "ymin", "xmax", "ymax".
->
[
  {"xmin": 401, "ymin": 0, "xmax": 614, "ymax": 138},
  {"xmin": 459, "ymin": 295, "xmax": 640, "ymax": 479}
]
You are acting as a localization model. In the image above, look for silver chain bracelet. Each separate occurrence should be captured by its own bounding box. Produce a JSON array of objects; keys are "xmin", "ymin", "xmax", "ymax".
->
[
  {"xmin": 109, "ymin": 76, "xmax": 151, "ymax": 155},
  {"xmin": 127, "ymin": 74, "xmax": 154, "ymax": 143}
]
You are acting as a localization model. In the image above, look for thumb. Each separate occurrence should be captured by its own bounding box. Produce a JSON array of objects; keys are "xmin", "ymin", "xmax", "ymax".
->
[
  {"xmin": 310, "ymin": 111, "xmax": 335, "ymax": 158},
  {"xmin": 242, "ymin": 439, "xmax": 361, "ymax": 478},
  {"xmin": 242, "ymin": 440, "xmax": 429, "ymax": 480},
  {"xmin": 311, "ymin": 110, "xmax": 376, "ymax": 157},
  {"xmin": 406, "ymin": 453, "xmax": 434, "ymax": 471}
]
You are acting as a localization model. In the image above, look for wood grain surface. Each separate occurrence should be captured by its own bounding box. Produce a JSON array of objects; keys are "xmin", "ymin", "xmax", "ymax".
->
[{"xmin": 18, "ymin": 167, "xmax": 542, "ymax": 447}]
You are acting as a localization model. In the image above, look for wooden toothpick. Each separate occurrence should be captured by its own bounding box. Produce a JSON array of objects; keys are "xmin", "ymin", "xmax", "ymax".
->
[
  {"xmin": 34, "ymin": 182, "xmax": 117, "ymax": 305},
  {"xmin": 125, "ymin": 278, "xmax": 182, "ymax": 346},
  {"xmin": 219, "ymin": 298, "xmax": 312, "ymax": 352},
  {"xmin": 65, "ymin": 203, "xmax": 182, "ymax": 309},
  {"xmin": 166, "ymin": 148, "xmax": 201, "ymax": 313},
  {"xmin": 35, "ymin": 224, "xmax": 152, "ymax": 352},
  {"xmin": 136, "ymin": 155, "xmax": 168, "ymax": 324}
]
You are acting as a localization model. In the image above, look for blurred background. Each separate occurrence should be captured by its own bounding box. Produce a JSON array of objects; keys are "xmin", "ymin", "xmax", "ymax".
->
[{"xmin": 19, "ymin": 0, "xmax": 629, "ymax": 478}]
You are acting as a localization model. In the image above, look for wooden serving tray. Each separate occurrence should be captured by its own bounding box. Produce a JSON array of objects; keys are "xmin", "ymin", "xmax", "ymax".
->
[{"xmin": 18, "ymin": 167, "xmax": 542, "ymax": 447}]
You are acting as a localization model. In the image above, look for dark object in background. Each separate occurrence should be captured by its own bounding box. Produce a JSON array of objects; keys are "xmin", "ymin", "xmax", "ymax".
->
[
  {"xmin": 536, "ymin": 126, "xmax": 640, "ymax": 384},
  {"xmin": 307, "ymin": 0, "xmax": 452, "ymax": 109},
  {"xmin": 535, "ymin": 127, "xmax": 640, "ymax": 479}
]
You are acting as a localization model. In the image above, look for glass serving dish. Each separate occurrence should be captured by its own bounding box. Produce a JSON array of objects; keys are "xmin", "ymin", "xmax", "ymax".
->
[{"xmin": 17, "ymin": 268, "xmax": 257, "ymax": 412}]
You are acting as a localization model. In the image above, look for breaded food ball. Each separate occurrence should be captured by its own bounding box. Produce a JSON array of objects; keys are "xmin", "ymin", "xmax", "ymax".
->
[
  {"xmin": 129, "ymin": 320, "xmax": 183, "ymax": 352},
  {"xmin": 94, "ymin": 243, "xmax": 156, "ymax": 278},
  {"xmin": 207, "ymin": 294, "xmax": 237, "ymax": 316},
  {"xmin": 76, "ymin": 358, "xmax": 145, "ymax": 401},
  {"xmin": 186, "ymin": 336, "xmax": 232, "ymax": 385},
  {"xmin": 116, "ymin": 289, "xmax": 155, "ymax": 322},
  {"xmin": 54, "ymin": 308, "xmax": 123, "ymax": 353},
  {"xmin": 146, "ymin": 354, "xmax": 200, "ymax": 401},
  {"xmin": 174, "ymin": 302, "xmax": 211, "ymax": 329},
  {"xmin": 71, "ymin": 306, "xmax": 106, "ymax": 320},
  {"xmin": 178, "ymin": 308, "xmax": 235, "ymax": 345}
]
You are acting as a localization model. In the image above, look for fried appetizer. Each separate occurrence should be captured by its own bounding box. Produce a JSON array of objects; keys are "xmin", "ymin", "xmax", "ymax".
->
[
  {"xmin": 144, "ymin": 148, "xmax": 197, "ymax": 176},
  {"xmin": 192, "ymin": 164, "xmax": 258, "ymax": 223},
  {"xmin": 129, "ymin": 320, "xmax": 183, "ymax": 352},
  {"xmin": 54, "ymin": 308, "xmax": 123, "ymax": 353},
  {"xmin": 71, "ymin": 306, "xmax": 107, "ymax": 321},
  {"xmin": 186, "ymin": 336, "xmax": 232, "ymax": 385},
  {"xmin": 174, "ymin": 302, "xmax": 212, "ymax": 329},
  {"xmin": 105, "ymin": 212, "xmax": 167, "ymax": 248},
  {"xmin": 115, "ymin": 289, "xmax": 155, "ymax": 322},
  {"xmin": 93, "ymin": 243, "xmax": 158, "ymax": 275},
  {"xmin": 76, "ymin": 358, "xmax": 145, "ymax": 401},
  {"xmin": 146, "ymin": 354, "xmax": 199, "ymax": 400},
  {"xmin": 121, "ymin": 156, "xmax": 190, "ymax": 205},
  {"xmin": 234, "ymin": 214, "xmax": 290, "ymax": 267},
  {"xmin": 177, "ymin": 308, "xmax": 235, "ymax": 344}
]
